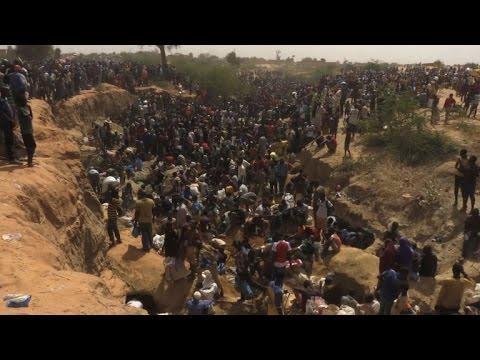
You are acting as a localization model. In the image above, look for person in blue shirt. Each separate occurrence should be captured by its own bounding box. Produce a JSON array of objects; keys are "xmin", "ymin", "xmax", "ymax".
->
[
  {"xmin": 186, "ymin": 291, "xmax": 212, "ymax": 315},
  {"xmin": 377, "ymin": 268, "xmax": 402, "ymax": 315},
  {"xmin": 267, "ymin": 276, "xmax": 284, "ymax": 315},
  {"xmin": 134, "ymin": 155, "xmax": 143, "ymax": 172}
]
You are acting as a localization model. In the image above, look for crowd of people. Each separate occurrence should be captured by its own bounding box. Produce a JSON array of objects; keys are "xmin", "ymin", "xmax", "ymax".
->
[
  {"xmin": 2, "ymin": 53, "xmax": 480, "ymax": 314},
  {"xmin": 80, "ymin": 61, "xmax": 480, "ymax": 315}
]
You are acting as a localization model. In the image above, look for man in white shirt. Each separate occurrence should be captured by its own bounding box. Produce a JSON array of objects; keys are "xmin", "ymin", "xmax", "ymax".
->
[
  {"xmin": 315, "ymin": 193, "xmax": 329, "ymax": 234},
  {"xmin": 237, "ymin": 159, "xmax": 250, "ymax": 183},
  {"xmin": 347, "ymin": 105, "xmax": 360, "ymax": 141},
  {"xmin": 238, "ymin": 181, "xmax": 249, "ymax": 195}
]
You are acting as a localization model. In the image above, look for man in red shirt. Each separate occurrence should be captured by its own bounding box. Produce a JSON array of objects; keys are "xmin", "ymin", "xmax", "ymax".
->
[
  {"xmin": 272, "ymin": 239, "xmax": 291, "ymax": 286},
  {"xmin": 444, "ymin": 94, "xmax": 456, "ymax": 123}
]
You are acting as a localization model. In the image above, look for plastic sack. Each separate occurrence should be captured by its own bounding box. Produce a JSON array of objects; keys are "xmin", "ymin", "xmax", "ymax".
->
[
  {"xmin": 153, "ymin": 234, "xmax": 165, "ymax": 250},
  {"xmin": 127, "ymin": 300, "xmax": 143, "ymax": 309},
  {"xmin": 337, "ymin": 305, "xmax": 356, "ymax": 315},
  {"xmin": 4, "ymin": 294, "xmax": 31, "ymax": 308},
  {"xmin": 2, "ymin": 233, "xmax": 22, "ymax": 241},
  {"xmin": 131, "ymin": 225, "xmax": 141, "ymax": 238}
]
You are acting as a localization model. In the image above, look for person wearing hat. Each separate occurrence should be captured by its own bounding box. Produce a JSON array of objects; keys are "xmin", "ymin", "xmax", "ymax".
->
[
  {"xmin": 186, "ymin": 291, "xmax": 213, "ymax": 315},
  {"xmin": 88, "ymin": 166, "xmax": 101, "ymax": 193},
  {"xmin": 435, "ymin": 263, "xmax": 475, "ymax": 315}
]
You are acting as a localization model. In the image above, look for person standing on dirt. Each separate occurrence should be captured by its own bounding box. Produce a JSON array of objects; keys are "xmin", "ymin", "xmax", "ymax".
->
[
  {"xmin": 418, "ymin": 245, "xmax": 438, "ymax": 278},
  {"xmin": 435, "ymin": 263, "xmax": 475, "ymax": 315},
  {"xmin": 107, "ymin": 189, "xmax": 123, "ymax": 247},
  {"xmin": 344, "ymin": 126, "xmax": 352, "ymax": 158},
  {"xmin": 468, "ymin": 93, "xmax": 480, "ymax": 118},
  {"xmin": 463, "ymin": 208, "xmax": 480, "ymax": 258},
  {"xmin": 16, "ymin": 97, "xmax": 36, "ymax": 167},
  {"xmin": 162, "ymin": 214, "xmax": 179, "ymax": 257},
  {"xmin": 430, "ymin": 94, "xmax": 440, "ymax": 126},
  {"xmin": 315, "ymin": 192, "xmax": 329, "ymax": 235},
  {"xmin": 346, "ymin": 104, "xmax": 360, "ymax": 141},
  {"xmin": 293, "ymin": 169, "xmax": 308, "ymax": 201},
  {"xmin": 461, "ymin": 155, "xmax": 480, "ymax": 213},
  {"xmin": 379, "ymin": 239, "xmax": 396, "ymax": 273},
  {"xmin": 6, "ymin": 65, "xmax": 28, "ymax": 104},
  {"xmin": 272, "ymin": 238, "xmax": 291, "ymax": 286},
  {"xmin": 454, "ymin": 149, "xmax": 469, "ymax": 206},
  {"xmin": 377, "ymin": 268, "xmax": 401, "ymax": 315},
  {"xmin": 266, "ymin": 274, "xmax": 284, "ymax": 315},
  {"xmin": 276, "ymin": 158, "xmax": 289, "ymax": 195},
  {"xmin": 133, "ymin": 189, "xmax": 155, "ymax": 251},
  {"xmin": 443, "ymin": 94, "xmax": 456, "ymax": 123},
  {"xmin": 182, "ymin": 221, "xmax": 202, "ymax": 281},
  {"xmin": 0, "ymin": 87, "xmax": 21, "ymax": 164}
]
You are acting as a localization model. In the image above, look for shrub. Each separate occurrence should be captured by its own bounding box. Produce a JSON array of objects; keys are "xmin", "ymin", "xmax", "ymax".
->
[
  {"xmin": 361, "ymin": 88, "xmax": 456, "ymax": 165},
  {"xmin": 170, "ymin": 55, "xmax": 251, "ymax": 99}
]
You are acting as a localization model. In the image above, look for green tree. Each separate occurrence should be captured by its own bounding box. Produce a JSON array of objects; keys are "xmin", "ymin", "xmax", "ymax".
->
[
  {"xmin": 225, "ymin": 51, "xmax": 240, "ymax": 66},
  {"xmin": 15, "ymin": 45, "xmax": 54, "ymax": 61}
]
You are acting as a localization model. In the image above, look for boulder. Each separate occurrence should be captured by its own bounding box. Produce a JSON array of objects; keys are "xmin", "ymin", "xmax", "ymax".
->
[{"xmin": 323, "ymin": 247, "xmax": 379, "ymax": 300}]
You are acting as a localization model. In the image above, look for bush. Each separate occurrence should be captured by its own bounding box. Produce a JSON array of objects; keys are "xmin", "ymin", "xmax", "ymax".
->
[
  {"xmin": 363, "ymin": 129, "xmax": 455, "ymax": 165},
  {"xmin": 361, "ymin": 88, "xmax": 456, "ymax": 165},
  {"xmin": 390, "ymin": 130, "xmax": 455, "ymax": 165},
  {"xmin": 170, "ymin": 55, "xmax": 251, "ymax": 99},
  {"xmin": 335, "ymin": 156, "xmax": 375, "ymax": 175}
]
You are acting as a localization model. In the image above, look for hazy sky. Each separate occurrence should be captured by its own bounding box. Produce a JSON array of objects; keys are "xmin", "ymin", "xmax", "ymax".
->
[{"xmin": 4, "ymin": 45, "xmax": 480, "ymax": 64}]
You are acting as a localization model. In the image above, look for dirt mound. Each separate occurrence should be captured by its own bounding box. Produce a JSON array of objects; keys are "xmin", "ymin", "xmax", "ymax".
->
[
  {"xmin": 136, "ymin": 84, "xmax": 196, "ymax": 98},
  {"xmin": 53, "ymin": 84, "xmax": 136, "ymax": 133},
  {"xmin": 297, "ymin": 142, "xmax": 337, "ymax": 183},
  {"xmin": 323, "ymin": 247, "xmax": 379, "ymax": 300},
  {"xmin": 0, "ymin": 89, "xmax": 141, "ymax": 314}
]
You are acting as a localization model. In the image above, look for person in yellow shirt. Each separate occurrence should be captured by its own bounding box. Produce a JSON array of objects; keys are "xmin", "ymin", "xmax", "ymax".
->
[
  {"xmin": 435, "ymin": 263, "xmax": 475, "ymax": 315},
  {"xmin": 134, "ymin": 189, "xmax": 155, "ymax": 252}
]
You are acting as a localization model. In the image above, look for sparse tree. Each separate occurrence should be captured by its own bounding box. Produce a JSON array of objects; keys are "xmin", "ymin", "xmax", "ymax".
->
[
  {"xmin": 156, "ymin": 45, "xmax": 180, "ymax": 68},
  {"xmin": 225, "ymin": 51, "xmax": 241, "ymax": 66},
  {"xmin": 275, "ymin": 50, "xmax": 281, "ymax": 61},
  {"xmin": 433, "ymin": 60, "xmax": 444, "ymax": 68},
  {"xmin": 15, "ymin": 45, "xmax": 54, "ymax": 61},
  {"xmin": 464, "ymin": 62, "xmax": 478, "ymax": 69},
  {"xmin": 320, "ymin": 58, "xmax": 326, "ymax": 63},
  {"xmin": 54, "ymin": 48, "xmax": 61, "ymax": 60}
]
